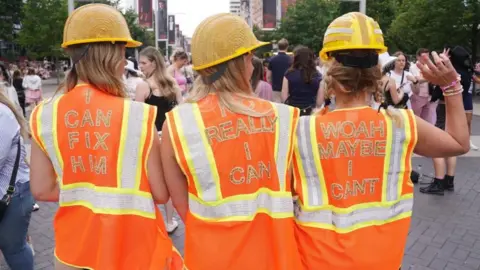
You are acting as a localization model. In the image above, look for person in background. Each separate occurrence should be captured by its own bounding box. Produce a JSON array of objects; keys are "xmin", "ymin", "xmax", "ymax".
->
[
  {"xmin": 28, "ymin": 4, "xmax": 183, "ymax": 269},
  {"xmin": 294, "ymin": 12, "xmax": 469, "ymax": 270},
  {"xmin": 23, "ymin": 68, "xmax": 42, "ymax": 107},
  {"xmin": 421, "ymin": 46, "xmax": 476, "ymax": 195},
  {"xmin": 410, "ymin": 48, "xmax": 437, "ymax": 124},
  {"xmin": 167, "ymin": 51, "xmax": 189, "ymax": 97},
  {"xmin": 387, "ymin": 51, "xmax": 418, "ymax": 109},
  {"xmin": 263, "ymin": 58, "xmax": 269, "ymax": 82},
  {"xmin": 281, "ymin": 45, "xmax": 322, "ymax": 115},
  {"xmin": 12, "ymin": 71, "xmax": 26, "ymax": 117},
  {"xmin": 0, "ymin": 90, "xmax": 34, "ymax": 270},
  {"xmin": 379, "ymin": 52, "xmax": 406, "ymax": 108},
  {"xmin": 251, "ymin": 57, "xmax": 273, "ymax": 101},
  {"xmin": 137, "ymin": 46, "xmax": 182, "ymax": 234},
  {"xmin": 267, "ymin": 38, "xmax": 291, "ymax": 102},
  {"xmin": 124, "ymin": 60, "xmax": 143, "ymax": 100}
]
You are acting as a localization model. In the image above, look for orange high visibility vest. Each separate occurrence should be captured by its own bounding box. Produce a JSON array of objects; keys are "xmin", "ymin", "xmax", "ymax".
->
[
  {"xmin": 292, "ymin": 107, "xmax": 417, "ymax": 270},
  {"xmin": 166, "ymin": 94, "xmax": 302, "ymax": 270},
  {"xmin": 30, "ymin": 84, "xmax": 184, "ymax": 270}
]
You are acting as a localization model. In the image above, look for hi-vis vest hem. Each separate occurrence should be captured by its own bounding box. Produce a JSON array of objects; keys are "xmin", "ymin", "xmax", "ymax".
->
[
  {"xmin": 30, "ymin": 94, "xmax": 157, "ymax": 219},
  {"xmin": 167, "ymin": 101, "xmax": 298, "ymax": 222},
  {"xmin": 294, "ymin": 108, "xmax": 417, "ymax": 233}
]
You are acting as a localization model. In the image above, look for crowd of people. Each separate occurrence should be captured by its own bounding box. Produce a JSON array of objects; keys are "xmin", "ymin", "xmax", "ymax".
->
[{"xmin": 0, "ymin": 3, "xmax": 478, "ymax": 270}]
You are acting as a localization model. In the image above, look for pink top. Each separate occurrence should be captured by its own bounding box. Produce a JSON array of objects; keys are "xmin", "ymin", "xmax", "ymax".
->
[
  {"xmin": 174, "ymin": 69, "xmax": 187, "ymax": 93},
  {"xmin": 255, "ymin": 80, "xmax": 273, "ymax": 101}
]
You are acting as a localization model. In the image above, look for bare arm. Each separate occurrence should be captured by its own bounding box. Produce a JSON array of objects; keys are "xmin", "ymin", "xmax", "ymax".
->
[
  {"xmin": 161, "ymin": 121, "xmax": 188, "ymax": 222},
  {"xmin": 30, "ymin": 141, "xmax": 59, "ymax": 201},
  {"xmin": 134, "ymin": 81, "xmax": 149, "ymax": 102},
  {"xmin": 473, "ymin": 75, "xmax": 480, "ymax": 84},
  {"xmin": 147, "ymin": 128, "xmax": 169, "ymax": 204},
  {"xmin": 281, "ymin": 77, "xmax": 289, "ymax": 102},
  {"xmin": 387, "ymin": 77, "xmax": 403, "ymax": 105},
  {"xmin": 266, "ymin": 69, "xmax": 272, "ymax": 83}
]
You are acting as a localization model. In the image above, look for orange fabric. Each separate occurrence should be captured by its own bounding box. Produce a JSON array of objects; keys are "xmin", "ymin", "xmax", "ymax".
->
[
  {"xmin": 30, "ymin": 85, "xmax": 184, "ymax": 270},
  {"xmin": 166, "ymin": 94, "xmax": 302, "ymax": 270},
  {"xmin": 294, "ymin": 107, "xmax": 416, "ymax": 270}
]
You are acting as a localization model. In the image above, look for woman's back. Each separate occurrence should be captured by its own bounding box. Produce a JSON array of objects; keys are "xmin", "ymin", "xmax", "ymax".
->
[
  {"xmin": 293, "ymin": 107, "xmax": 416, "ymax": 270},
  {"xmin": 166, "ymin": 94, "xmax": 302, "ymax": 270},
  {"xmin": 285, "ymin": 69, "xmax": 321, "ymax": 108},
  {"xmin": 30, "ymin": 84, "xmax": 176, "ymax": 269}
]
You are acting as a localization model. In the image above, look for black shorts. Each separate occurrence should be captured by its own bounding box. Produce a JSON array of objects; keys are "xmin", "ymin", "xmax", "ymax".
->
[{"xmin": 435, "ymin": 103, "xmax": 446, "ymax": 130}]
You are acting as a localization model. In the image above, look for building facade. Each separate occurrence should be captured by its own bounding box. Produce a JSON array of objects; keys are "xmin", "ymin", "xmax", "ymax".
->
[{"xmin": 229, "ymin": 0, "xmax": 241, "ymax": 16}]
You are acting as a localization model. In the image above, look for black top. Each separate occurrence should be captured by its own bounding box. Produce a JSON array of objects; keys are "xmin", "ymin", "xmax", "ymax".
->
[
  {"xmin": 285, "ymin": 69, "xmax": 321, "ymax": 109},
  {"xmin": 144, "ymin": 88, "xmax": 176, "ymax": 131},
  {"xmin": 12, "ymin": 78, "xmax": 25, "ymax": 99}
]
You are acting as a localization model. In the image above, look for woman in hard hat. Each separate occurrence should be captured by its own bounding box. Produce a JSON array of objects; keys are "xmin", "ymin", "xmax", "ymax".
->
[
  {"xmin": 28, "ymin": 4, "xmax": 183, "ymax": 270},
  {"xmin": 292, "ymin": 12, "xmax": 469, "ymax": 270},
  {"xmin": 161, "ymin": 13, "xmax": 302, "ymax": 270}
]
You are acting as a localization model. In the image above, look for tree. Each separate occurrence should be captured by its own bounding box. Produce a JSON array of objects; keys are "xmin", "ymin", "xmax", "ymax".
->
[
  {"xmin": 76, "ymin": 0, "xmax": 121, "ymax": 9},
  {"xmin": 17, "ymin": 0, "xmax": 68, "ymax": 59},
  {"xmin": 277, "ymin": 0, "xmax": 340, "ymax": 53},
  {"xmin": 0, "ymin": 0, "xmax": 23, "ymax": 41},
  {"xmin": 388, "ymin": 0, "xmax": 470, "ymax": 54},
  {"xmin": 123, "ymin": 8, "xmax": 155, "ymax": 48}
]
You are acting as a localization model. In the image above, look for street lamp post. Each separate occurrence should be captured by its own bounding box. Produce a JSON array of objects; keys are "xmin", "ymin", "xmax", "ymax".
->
[
  {"xmin": 341, "ymin": 0, "xmax": 366, "ymax": 14},
  {"xmin": 68, "ymin": 0, "xmax": 74, "ymax": 15}
]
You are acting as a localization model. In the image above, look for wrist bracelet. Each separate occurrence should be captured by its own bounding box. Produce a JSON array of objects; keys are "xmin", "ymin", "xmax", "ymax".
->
[
  {"xmin": 443, "ymin": 88, "xmax": 463, "ymax": 97},
  {"xmin": 440, "ymin": 77, "xmax": 461, "ymax": 92}
]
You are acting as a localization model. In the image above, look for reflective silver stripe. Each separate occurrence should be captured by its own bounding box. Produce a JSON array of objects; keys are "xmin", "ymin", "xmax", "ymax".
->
[
  {"xmin": 385, "ymin": 114, "xmax": 406, "ymax": 202},
  {"xmin": 297, "ymin": 117, "xmax": 322, "ymax": 206},
  {"xmin": 120, "ymin": 102, "xmax": 148, "ymax": 189},
  {"xmin": 189, "ymin": 192, "xmax": 294, "ymax": 219},
  {"xmin": 325, "ymin": 28, "xmax": 353, "ymax": 36},
  {"xmin": 176, "ymin": 104, "xmax": 220, "ymax": 202},
  {"xmin": 374, "ymin": 29, "xmax": 383, "ymax": 34},
  {"xmin": 273, "ymin": 103, "xmax": 292, "ymax": 191},
  {"xmin": 296, "ymin": 198, "xmax": 413, "ymax": 228},
  {"xmin": 39, "ymin": 97, "xmax": 63, "ymax": 179},
  {"xmin": 60, "ymin": 187, "xmax": 156, "ymax": 214}
]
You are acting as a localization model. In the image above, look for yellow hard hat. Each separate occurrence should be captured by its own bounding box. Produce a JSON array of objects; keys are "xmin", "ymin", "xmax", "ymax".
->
[
  {"xmin": 191, "ymin": 13, "xmax": 269, "ymax": 71},
  {"xmin": 319, "ymin": 12, "xmax": 387, "ymax": 62},
  {"xmin": 62, "ymin": 4, "xmax": 141, "ymax": 48}
]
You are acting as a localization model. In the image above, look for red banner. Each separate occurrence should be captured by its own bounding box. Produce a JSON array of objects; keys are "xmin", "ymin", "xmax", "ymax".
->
[{"xmin": 138, "ymin": 0, "xmax": 153, "ymax": 28}]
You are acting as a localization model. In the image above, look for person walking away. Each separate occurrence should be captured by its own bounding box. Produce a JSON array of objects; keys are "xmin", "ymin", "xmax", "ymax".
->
[
  {"xmin": 12, "ymin": 71, "xmax": 26, "ymax": 117},
  {"xmin": 252, "ymin": 57, "xmax": 273, "ymax": 101},
  {"xmin": 410, "ymin": 48, "xmax": 438, "ymax": 124},
  {"xmin": 22, "ymin": 68, "xmax": 42, "ymax": 107},
  {"xmin": 136, "ymin": 46, "xmax": 183, "ymax": 234},
  {"xmin": 281, "ymin": 46, "xmax": 322, "ymax": 115},
  {"xmin": 267, "ymin": 38, "xmax": 291, "ymax": 102},
  {"xmin": 293, "ymin": 12, "xmax": 469, "ymax": 270},
  {"xmin": 167, "ymin": 51, "xmax": 189, "ymax": 97},
  {"xmin": 124, "ymin": 60, "xmax": 143, "ymax": 100},
  {"xmin": 161, "ymin": 13, "xmax": 302, "ymax": 270},
  {"xmin": 0, "ymin": 91, "xmax": 34, "ymax": 270},
  {"xmin": 421, "ymin": 45, "xmax": 476, "ymax": 195},
  {"xmin": 28, "ymin": 4, "xmax": 184, "ymax": 270}
]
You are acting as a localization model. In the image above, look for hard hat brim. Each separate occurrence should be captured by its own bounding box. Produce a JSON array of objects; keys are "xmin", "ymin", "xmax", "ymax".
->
[
  {"xmin": 61, "ymin": 38, "xmax": 142, "ymax": 49},
  {"xmin": 193, "ymin": 41, "xmax": 270, "ymax": 71},
  {"xmin": 320, "ymin": 45, "xmax": 388, "ymax": 62}
]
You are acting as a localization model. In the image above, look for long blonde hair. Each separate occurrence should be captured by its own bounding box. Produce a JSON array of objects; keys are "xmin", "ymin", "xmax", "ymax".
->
[
  {"xmin": 139, "ymin": 46, "xmax": 178, "ymax": 100},
  {"xmin": 189, "ymin": 56, "xmax": 268, "ymax": 117},
  {"xmin": 322, "ymin": 55, "xmax": 403, "ymax": 127},
  {"xmin": 0, "ymin": 91, "xmax": 29, "ymax": 139},
  {"xmin": 56, "ymin": 42, "xmax": 126, "ymax": 97}
]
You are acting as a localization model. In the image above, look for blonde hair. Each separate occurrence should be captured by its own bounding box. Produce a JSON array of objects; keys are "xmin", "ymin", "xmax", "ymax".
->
[
  {"xmin": 322, "ymin": 57, "xmax": 403, "ymax": 127},
  {"xmin": 139, "ymin": 46, "xmax": 178, "ymax": 100},
  {"xmin": 56, "ymin": 42, "xmax": 126, "ymax": 97},
  {"xmin": 188, "ymin": 56, "xmax": 269, "ymax": 117},
  {"xmin": 0, "ymin": 91, "xmax": 29, "ymax": 139}
]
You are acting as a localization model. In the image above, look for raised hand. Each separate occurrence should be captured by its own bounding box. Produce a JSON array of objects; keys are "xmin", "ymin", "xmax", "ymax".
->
[{"xmin": 416, "ymin": 50, "xmax": 458, "ymax": 87}]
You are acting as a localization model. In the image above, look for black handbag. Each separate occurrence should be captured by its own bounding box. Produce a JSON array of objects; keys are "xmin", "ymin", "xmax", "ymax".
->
[{"xmin": 0, "ymin": 140, "xmax": 22, "ymax": 223}]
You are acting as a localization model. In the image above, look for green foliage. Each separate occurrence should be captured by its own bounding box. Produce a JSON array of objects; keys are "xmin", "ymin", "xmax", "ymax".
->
[
  {"xmin": 0, "ymin": 0, "xmax": 23, "ymax": 41},
  {"xmin": 17, "ymin": 0, "xmax": 68, "ymax": 58},
  {"xmin": 276, "ymin": 0, "xmax": 340, "ymax": 53}
]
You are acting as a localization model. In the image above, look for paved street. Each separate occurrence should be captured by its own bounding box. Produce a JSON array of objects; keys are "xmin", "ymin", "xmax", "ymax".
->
[{"xmin": 2, "ymin": 79, "xmax": 480, "ymax": 270}]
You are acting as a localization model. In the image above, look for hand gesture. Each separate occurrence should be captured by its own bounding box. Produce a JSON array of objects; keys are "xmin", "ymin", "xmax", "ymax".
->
[{"xmin": 416, "ymin": 49, "xmax": 458, "ymax": 88}]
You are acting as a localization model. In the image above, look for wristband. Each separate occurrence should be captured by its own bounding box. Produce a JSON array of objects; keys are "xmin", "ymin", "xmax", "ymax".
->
[{"xmin": 440, "ymin": 77, "xmax": 461, "ymax": 92}]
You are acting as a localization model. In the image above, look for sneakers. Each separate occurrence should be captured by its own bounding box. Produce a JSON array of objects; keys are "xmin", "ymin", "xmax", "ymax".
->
[
  {"xmin": 470, "ymin": 140, "xmax": 479, "ymax": 151},
  {"xmin": 419, "ymin": 178, "xmax": 444, "ymax": 195},
  {"xmin": 32, "ymin": 203, "xmax": 40, "ymax": 212},
  {"xmin": 166, "ymin": 219, "xmax": 179, "ymax": 234}
]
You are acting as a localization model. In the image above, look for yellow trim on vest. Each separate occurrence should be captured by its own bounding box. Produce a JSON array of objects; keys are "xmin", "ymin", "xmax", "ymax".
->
[
  {"xmin": 54, "ymin": 249, "xmax": 93, "ymax": 270},
  {"xmin": 117, "ymin": 100, "xmax": 130, "ymax": 188},
  {"xmin": 166, "ymin": 113, "xmax": 185, "ymax": 175},
  {"xmin": 398, "ymin": 110, "xmax": 411, "ymax": 198},
  {"xmin": 310, "ymin": 116, "xmax": 329, "ymax": 206},
  {"xmin": 273, "ymin": 105, "xmax": 280, "ymax": 169},
  {"xmin": 143, "ymin": 106, "xmax": 157, "ymax": 184},
  {"xmin": 59, "ymin": 201, "xmax": 155, "ymax": 219},
  {"xmin": 52, "ymin": 96, "xmax": 64, "ymax": 184},
  {"xmin": 135, "ymin": 104, "xmax": 150, "ymax": 190},
  {"xmin": 381, "ymin": 111, "xmax": 393, "ymax": 202},
  {"xmin": 32, "ymin": 102, "xmax": 45, "ymax": 152}
]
